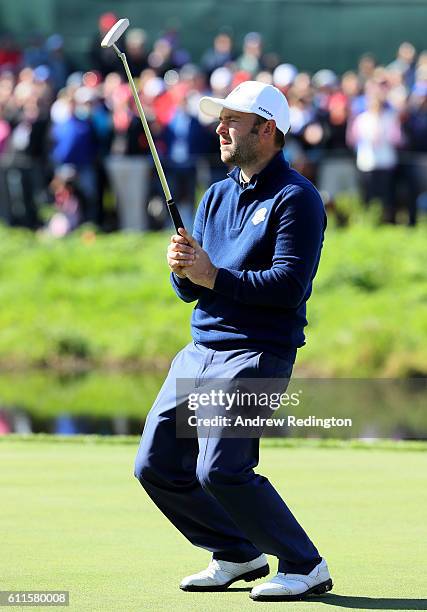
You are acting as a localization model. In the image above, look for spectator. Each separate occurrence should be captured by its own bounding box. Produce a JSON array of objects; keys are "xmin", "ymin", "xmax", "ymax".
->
[
  {"xmin": 341, "ymin": 71, "xmax": 361, "ymax": 99},
  {"xmin": 148, "ymin": 38, "xmax": 175, "ymax": 77},
  {"xmin": 161, "ymin": 95, "xmax": 207, "ymax": 228},
  {"xmin": 357, "ymin": 53, "xmax": 376, "ymax": 86},
  {"xmin": 348, "ymin": 91, "xmax": 402, "ymax": 223},
  {"xmin": 105, "ymin": 74, "xmax": 166, "ymax": 231},
  {"xmin": 400, "ymin": 82, "xmax": 427, "ymax": 225},
  {"xmin": 340, "ymin": 70, "xmax": 363, "ymax": 118},
  {"xmin": 200, "ymin": 32, "xmax": 234, "ymax": 78},
  {"xmin": 125, "ymin": 77, "xmax": 164, "ymax": 155},
  {"xmin": 1, "ymin": 24, "xmax": 426, "ymax": 228},
  {"xmin": 236, "ymin": 32, "xmax": 265, "ymax": 76},
  {"xmin": 288, "ymin": 89, "xmax": 316, "ymax": 140},
  {"xmin": 273, "ymin": 63, "xmax": 298, "ymax": 94},
  {"xmin": 0, "ymin": 71, "xmax": 15, "ymax": 117},
  {"xmin": 199, "ymin": 67, "xmax": 233, "ymax": 184},
  {"xmin": 45, "ymin": 164, "xmax": 83, "ymax": 237},
  {"xmin": 324, "ymin": 92, "xmax": 351, "ymax": 151},
  {"xmin": 143, "ymin": 74, "xmax": 171, "ymax": 127},
  {"xmin": 16, "ymin": 96, "xmax": 50, "ymax": 201},
  {"xmin": 209, "ymin": 66, "xmax": 233, "ymax": 99},
  {"xmin": 415, "ymin": 50, "xmax": 427, "ymax": 85},
  {"xmin": 0, "ymin": 410, "xmax": 12, "ymax": 435},
  {"xmin": 262, "ymin": 51, "xmax": 281, "ymax": 73},
  {"xmin": 50, "ymin": 88, "xmax": 98, "ymax": 223},
  {"xmin": 87, "ymin": 83, "xmax": 113, "ymax": 227},
  {"xmin": 147, "ymin": 36, "xmax": 191, "ymax": 77},
  {"xmin": 317, "ymin": 91, "xmax": 358, "ymax": 214},
  {"xmin": 5, "ymin": 70, "xmax": 52, "ymax": 227},
  {"xmin": 89, "ymin": 13, "xmax": 120, "ymax": 77},
  {"xmin": 404, "ymin": 83, "xmax": 427, "ymax": 152},
  {"xmin": 292, "ymin": 71, "xmax": 312, "ymax": 100},
  {"xmin": 286, "ymin": 88, "xmax": 320, "ymax": 181},
  {"xmin": 125, "ymin": 28, "xmax": 149, "ymax": 77},
  {"xmin": 387, "ymin": 42, "xmax": 417, "ymax": 90},
  {"xmin": 255, "ymin": 70, "xmax": 273, "ymax": 85},
  {"xmin": 176, "ymin": 64, "xmax": 208, "ymax": 118},
  {"xmin": 161, "ymin": 27, "xmax": 191, "ymax": 69},
  {"xmin": 46, "ymin": 34, "xmax": 73, "ymax": 92},
  {"xmin": 386, "ymin": 67, "xmax": 408, "ymax": 112},
  {"xmin": 22, "ymin": 33, "xmax": 48, "ymax": 69},
  {"xmin": 0, "ymin": 33, "xmax": 22, "ymax": 71},
  {"xmin": 0, "ymin": 109, "xmax": 11, "ymax": 155},
  {"xmin": 312, "ymin": 69, "xmax": 339, "ymax": 112}
]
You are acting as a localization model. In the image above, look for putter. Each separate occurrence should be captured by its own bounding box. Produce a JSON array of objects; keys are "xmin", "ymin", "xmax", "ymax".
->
[{"xmin": 101, "ymin": 18, "xmax": 185, "ymax": 232}]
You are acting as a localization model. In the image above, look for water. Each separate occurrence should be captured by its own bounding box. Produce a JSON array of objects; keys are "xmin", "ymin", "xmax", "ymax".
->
[
  {"xmin": 0, "ymin": 370, "xmax": 166, "ymax": 435},
  {"xmin": 0, "ymin": 371, "xmax": 426, "ymax": 439}
]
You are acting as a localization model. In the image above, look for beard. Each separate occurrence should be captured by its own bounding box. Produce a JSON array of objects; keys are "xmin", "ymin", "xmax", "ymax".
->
[{"xmin": 220, "ymin": 132, "xmax": 259, "ymax": 167}]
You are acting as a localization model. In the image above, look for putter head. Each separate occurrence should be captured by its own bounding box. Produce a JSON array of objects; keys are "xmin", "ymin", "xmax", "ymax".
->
[{"xmin": 100, "ymin": 18, "xmax": 130, "ymax": 48}]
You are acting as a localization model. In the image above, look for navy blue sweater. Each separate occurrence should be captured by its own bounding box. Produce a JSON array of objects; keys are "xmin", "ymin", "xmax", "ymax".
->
[{"xmin": 170, "ymin": 151, "xmax": 326, "ymax": 356}]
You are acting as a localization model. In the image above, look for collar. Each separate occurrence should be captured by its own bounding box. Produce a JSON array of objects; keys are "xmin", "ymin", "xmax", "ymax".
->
[
  {"xmin": 238, "ymin": 170, "xmax": 249, "ymax": 189},
  {"xmin": 228, "ymin": 151, "xmax": 289, "ymax": 190}
]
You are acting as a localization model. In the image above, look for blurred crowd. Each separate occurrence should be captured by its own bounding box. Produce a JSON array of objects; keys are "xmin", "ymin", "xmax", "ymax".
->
[{"xmin": 1, "ymin": 12, "xmax": 427, "ymax": 232}]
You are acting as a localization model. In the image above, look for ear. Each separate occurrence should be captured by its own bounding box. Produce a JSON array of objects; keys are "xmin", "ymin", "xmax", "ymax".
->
[{"xmin": 262, "ymin": 120, "xmax": 276, "ymax": 137}]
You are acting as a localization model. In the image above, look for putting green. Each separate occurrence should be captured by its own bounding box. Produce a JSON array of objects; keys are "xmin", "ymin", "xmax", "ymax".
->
[{"xmin": 1, "ymin": 438, "xmax": 426, "ymax": 611}]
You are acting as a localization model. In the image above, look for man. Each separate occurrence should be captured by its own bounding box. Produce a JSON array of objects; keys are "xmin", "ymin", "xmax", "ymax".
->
[{"xmin": 134, "ymin": 81, "xmax": 332, "ymax": 602}]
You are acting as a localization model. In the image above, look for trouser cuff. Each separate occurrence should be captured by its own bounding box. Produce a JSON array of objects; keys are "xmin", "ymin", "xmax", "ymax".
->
[
  {"xmin": 213, "ymin": 550, "xmax": 263, "ymax": 563},
  {"xmin": 278, "ymin": 556, "xmax": 322, "ymax": 574}
]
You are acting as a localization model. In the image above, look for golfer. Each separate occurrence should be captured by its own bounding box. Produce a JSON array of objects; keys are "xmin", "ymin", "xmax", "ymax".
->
[{"xmin": 134, "ymin": 81, "xmax": 332, "ymax": 601}]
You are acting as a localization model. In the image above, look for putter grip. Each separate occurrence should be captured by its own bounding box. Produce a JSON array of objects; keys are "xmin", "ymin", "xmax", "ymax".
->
[{"xmin": 167, "ymin": 199, "xmax": 185, "ymax": 232}]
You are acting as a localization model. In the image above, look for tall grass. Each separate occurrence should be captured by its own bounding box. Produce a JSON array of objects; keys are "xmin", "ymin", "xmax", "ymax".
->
[{"xmin": 0, "ymin": 220, "xmax": 426, "ymax": 376}]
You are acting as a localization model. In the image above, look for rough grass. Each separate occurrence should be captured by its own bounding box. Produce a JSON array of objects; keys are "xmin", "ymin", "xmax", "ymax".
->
[
  {"xmin": 0, "ymin": 222, "xmax": 426, "ymax": 376},
  {"xmin": 1, "ymin": 438, "xmax": 426, "ymax": 611}
]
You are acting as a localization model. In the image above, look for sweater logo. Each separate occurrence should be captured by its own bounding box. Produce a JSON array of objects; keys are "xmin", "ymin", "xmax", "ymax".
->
[{"xmin": 252, "ymin": 207, "xmax": 267, "ymax": 225}]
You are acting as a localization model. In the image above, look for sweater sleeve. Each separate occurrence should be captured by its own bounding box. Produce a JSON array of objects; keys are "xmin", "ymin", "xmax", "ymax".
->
[
  {"xmin": 170, "ymin": 192, "xmax": 207, "ymax": 303},
  {"xmin": 213, "ymin": 186, "xmax": 326, "ymax": 309}
]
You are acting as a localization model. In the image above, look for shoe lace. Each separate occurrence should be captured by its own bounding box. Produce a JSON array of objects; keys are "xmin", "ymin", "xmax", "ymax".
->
[{"xmin": 206, "ymin": 559, "xmax": 221, "ymax": 578}]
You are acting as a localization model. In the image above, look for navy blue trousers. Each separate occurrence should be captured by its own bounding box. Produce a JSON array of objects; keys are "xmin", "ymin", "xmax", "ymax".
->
[{"xmin": 134, "ymin": 341, "xmax": 321, "ymax": 573}]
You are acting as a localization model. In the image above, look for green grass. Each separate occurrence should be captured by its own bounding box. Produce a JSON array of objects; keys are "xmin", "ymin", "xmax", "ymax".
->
[
  {"xmin": 0, "ymin": 227, "xmax": 193, "ymax": 367},
  {"xmin": 1, "ymin": 438, "xmax": 426, "ymax": 611},
  {"xmin": 0, "ymin": 222, "xmax": 426, "ymax": 376},
  {"xmin": 304, "ymin": 224, "xmax": 427, "ymax": 377}
]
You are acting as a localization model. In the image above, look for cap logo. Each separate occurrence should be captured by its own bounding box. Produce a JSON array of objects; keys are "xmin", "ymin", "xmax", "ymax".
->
[{"xmin": 258, "ymin": 106, "xmax": 273, "ymax": 117}]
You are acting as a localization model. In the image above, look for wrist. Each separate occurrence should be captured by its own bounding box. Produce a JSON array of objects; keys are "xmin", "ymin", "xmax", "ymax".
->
[{"xmin": 205, "ymin": 265, "xmax": 218, "ymax": 289}]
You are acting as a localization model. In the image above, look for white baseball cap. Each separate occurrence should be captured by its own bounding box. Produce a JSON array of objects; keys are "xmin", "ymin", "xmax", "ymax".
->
[
  {"xmin": 273, "ymin": 63, "xmax": 298, "ymax": 88},
  {"xmin": 200, "ymin": 80, "xmax": 291, "ymax": 135}
]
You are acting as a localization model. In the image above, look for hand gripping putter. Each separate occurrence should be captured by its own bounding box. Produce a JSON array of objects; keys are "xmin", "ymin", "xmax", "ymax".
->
[{"xmin": 101, "ymin": 18, "xmax": 185, "ymax": 231}]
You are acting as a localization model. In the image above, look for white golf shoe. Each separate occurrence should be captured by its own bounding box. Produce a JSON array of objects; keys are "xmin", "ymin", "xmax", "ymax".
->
[
  {"xmin": 180, "ymin": 553, "xmax": 269, "ymax": 591},
  {"xmin": 250, "ymin": 558, "xmax": 333, "ymax": 601}
]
